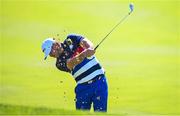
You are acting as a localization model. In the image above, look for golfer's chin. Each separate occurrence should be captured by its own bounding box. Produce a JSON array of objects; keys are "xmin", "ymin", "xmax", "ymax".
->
[
  {"xmin": 55, "ymin": 51, "xmax": 63, "ymax": 58},
  {"xmin": 55, "ymin": 54, "xmax": 60, "ymax": 58},
  {"xmin": 50, "ymin": 50, "xmax": 63, "ymax": 58},
  {"xmin": 50, "ymin": 54, "xmax": 59, "ymax": 58}
]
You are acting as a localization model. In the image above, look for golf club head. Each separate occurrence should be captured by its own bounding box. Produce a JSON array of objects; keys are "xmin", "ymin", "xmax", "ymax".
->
[{"xmin": 129, "ymin": 3, "xmax": 134, "ymax": 13}]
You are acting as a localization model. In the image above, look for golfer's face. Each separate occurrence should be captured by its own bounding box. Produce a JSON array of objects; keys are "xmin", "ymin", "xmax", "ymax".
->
[{"xmin": 49, "ymin": 42, "xmax": 63, "ymax": 58}]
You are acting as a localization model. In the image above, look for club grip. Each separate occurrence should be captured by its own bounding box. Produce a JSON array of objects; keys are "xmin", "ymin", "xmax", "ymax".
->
[{"xmin": 94, "ymin": 45, "xmax": 99, "ymax": 51}]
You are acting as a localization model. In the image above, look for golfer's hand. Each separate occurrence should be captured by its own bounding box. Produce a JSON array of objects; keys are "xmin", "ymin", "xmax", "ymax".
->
[{"xmin": 85, "ymin": 48, "xmax": 95, "ymax": 57}]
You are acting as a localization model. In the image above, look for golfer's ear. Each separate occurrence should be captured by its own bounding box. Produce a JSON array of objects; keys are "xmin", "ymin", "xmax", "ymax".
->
[{"xmin": 80, "ymin": 38, "xmax": 94, "ymax": 49}]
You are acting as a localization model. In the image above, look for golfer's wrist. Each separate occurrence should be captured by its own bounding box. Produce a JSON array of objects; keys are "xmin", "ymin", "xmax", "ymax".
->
[{"xmin": 82, "ymin": 50, "xmax": 87, "ymax": 58}]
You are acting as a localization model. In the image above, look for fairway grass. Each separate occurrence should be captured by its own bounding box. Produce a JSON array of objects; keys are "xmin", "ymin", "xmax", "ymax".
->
[
  {"xmin": 0, "ymin": 103, "xmax": 93, "ymax": 115},
  {"xmin": 0, "ymin": 103, "xmax": 76, "ymax": 115},
  {"xmin": 1, "ymin": 0, "xmax": 179, "ymax": 115},
  {"xmin": 0, "ymin": 104, "xmax": 127, "ymax": 115}
]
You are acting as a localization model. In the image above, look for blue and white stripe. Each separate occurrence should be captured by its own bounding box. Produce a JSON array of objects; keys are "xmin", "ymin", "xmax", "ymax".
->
[{"xmin": 72, "ymin": 56, "xmax": 104, "ymax": 84}]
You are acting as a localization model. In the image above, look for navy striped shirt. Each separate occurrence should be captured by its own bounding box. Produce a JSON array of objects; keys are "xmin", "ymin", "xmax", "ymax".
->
[
  {"xmin": 72, "ymin": 56, "xmax": 104, "ymax": 84},
  {"xmin": 56, "ymin": 34, "xmax": 105, "ymax": 84}
]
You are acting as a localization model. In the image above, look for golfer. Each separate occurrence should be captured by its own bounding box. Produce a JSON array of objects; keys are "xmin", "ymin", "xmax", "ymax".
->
[{"xmin": 41, "ymin": 34, "xmax": 108, "ymax": 112}]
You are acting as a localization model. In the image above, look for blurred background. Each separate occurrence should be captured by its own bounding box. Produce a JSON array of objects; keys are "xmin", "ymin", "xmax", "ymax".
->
[{"xmin": 1, "ymin": 0, "xmax": 179, "ymax": 115}]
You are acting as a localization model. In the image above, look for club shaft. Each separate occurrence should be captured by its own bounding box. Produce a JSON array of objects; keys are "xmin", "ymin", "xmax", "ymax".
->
[{"xmin": 94, "ymin": 12, "xmax": 132, "ymax": 50}]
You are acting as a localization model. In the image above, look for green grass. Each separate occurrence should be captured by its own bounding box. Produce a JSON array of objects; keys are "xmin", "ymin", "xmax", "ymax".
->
[
  {"xmin": 0, "ymin": 104, "xmax": 77, "ymax": 115},
  {"xmin": 0, "ymin": 104, "xmax": 97, "ymax": 115},
  {"xmin": 0, "ymin": 104, "xmax": 128, "ymax": 115},
  {"xmin": 1, "ymin": 0, "xmax": 180, "ymax": 115}
]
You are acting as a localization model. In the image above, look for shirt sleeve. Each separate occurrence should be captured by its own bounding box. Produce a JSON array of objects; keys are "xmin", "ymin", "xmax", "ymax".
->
[{"xmin": 56, "ymin": 58, "xmax": 71, "ymax": 73}]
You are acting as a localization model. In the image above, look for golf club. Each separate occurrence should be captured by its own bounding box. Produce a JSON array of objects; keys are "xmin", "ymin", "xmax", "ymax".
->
[{"xmin": 94, "ymin": 3, "xmax": 134, "ymax": 50}]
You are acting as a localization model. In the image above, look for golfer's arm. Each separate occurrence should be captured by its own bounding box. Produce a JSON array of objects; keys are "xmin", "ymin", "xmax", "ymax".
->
[
  {"xmin": 66, "ymin": 38, "xmax": 94, "ymax": 70},
  {"xmin": 67, "ymin": 51, "xmax": 86, "ymax": 70}
]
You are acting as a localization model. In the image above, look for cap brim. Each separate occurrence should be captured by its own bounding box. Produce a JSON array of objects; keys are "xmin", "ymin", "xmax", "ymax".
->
[
  {"xmin": 44, "ymin": 47, "xmax": 51, "ymax": 60},
  {"xmin": 44, "ymin": 56, "xmax": 47, "ymax": 60}
]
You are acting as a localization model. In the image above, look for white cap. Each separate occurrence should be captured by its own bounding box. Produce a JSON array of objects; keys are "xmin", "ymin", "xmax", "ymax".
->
[{"xmin": 41, "ymin": 38, "xmax": 55, "ymax": 60}]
